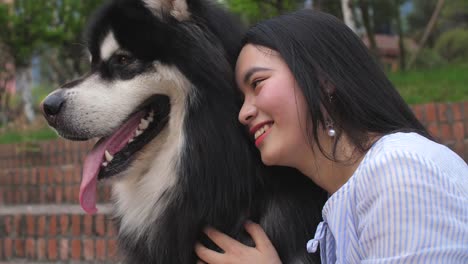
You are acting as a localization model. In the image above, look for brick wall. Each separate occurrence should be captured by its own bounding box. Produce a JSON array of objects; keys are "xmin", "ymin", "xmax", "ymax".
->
[
  {"xmin": 0, "ymin": 139, "xmax": 117, "ymax": 263},
  {"xmin": 0, "ymin": 166, "xmax": 111, "ymax": 205},
  {"xmin": 411, "ymin": 101, "xmax": 467, "ymax": 161},
  {"xmin": 0, "ymin": 101, "xmax": 466, "ymax": 263},
  {"xmin": 0, "ymin": 140, "xmax": 95, "ymax": 169},
  {"xmin": 0, "ymin": 213, "xmax": 118, "ymax": 262}
]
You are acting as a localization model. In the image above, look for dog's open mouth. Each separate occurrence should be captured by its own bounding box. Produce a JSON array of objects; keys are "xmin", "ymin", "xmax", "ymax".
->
[{"xmin": 80, "ymin": 95, "xmax": 170, "ymax": 214}]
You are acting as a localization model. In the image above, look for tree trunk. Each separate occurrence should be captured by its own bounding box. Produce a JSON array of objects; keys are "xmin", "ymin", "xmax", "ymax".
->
[
  {"xmin": 407, "ymin": 0, "xmax": 445, "ymax": 69},
  {"xmin": 275, "ymin": 0, "xmax": 284, "ymax": 13},
  {"xmin": 313, "ymin": 0, "xmax": 322, "ymax": 10},
  {"xmin": 16, "ymin": 66, "xmax": 35, "ymax": 123},
  {"xmin": 341, "ymin": 0, "xmax": 357, "ymax": 32},
  {"xmin": 358, "ymin": 0, "xmax": 379, "ymax": 60},
  {"xmin": 395, "ymin": 0, "xmax": 406, "ymax": 71}
]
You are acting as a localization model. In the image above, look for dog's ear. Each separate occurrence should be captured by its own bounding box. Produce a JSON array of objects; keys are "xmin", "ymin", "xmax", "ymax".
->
[{"xmin": 143, "ymin": 0, "xmax": 190, "ymax": 21}]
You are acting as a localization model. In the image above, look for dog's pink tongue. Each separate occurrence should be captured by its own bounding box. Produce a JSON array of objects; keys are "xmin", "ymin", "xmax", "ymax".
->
[{"xmin": 80, "ymin": 111, "xmax": 146, "ymax": 214}]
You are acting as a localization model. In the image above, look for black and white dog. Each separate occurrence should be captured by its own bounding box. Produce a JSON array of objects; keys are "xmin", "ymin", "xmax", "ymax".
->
[{"xmin": 41, "ymin": 0, "xmax": 327, "ymax": 263}]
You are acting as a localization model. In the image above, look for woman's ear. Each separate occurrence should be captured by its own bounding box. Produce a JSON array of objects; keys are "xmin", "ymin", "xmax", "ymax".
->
[{"xmin": 320, "ymin": 79, "xmax": 336, "ymax": 95}]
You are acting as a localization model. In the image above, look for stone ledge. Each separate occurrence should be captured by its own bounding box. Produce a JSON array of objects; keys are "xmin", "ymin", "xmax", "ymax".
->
[{"xmin": 0, "ymin": 204, "xmax": 113, "ymax": 215}]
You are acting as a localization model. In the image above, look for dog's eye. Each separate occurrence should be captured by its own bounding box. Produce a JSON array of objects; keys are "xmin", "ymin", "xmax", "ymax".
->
[{"xmin": 116, "ymin": 54, "xmax": 132, "ymax": 65}]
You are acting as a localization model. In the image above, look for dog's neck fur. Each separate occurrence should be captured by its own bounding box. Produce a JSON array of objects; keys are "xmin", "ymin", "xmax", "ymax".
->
[{"xmin": 111, "ymin": 77, "xmax": 189, "ymax": 239}]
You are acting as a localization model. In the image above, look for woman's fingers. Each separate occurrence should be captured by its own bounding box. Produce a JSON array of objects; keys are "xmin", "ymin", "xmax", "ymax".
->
[
  {"xmin": 204, "ymin": 226, "xmax": 245, "ymax": 252},
  {"xmin": 195, "ymin": 242, "xmax": 224, "ymax": 263},
  {"xmin": 203, "ymin": 223, "xmax": 272, "ymax": 252},
  {"xmin": 195, "ymin": 224, "xmax": 281, "ymax": 264},
  {"xmin": 244, "ymin": 221, "xmax": 275, "ymax": 251}
]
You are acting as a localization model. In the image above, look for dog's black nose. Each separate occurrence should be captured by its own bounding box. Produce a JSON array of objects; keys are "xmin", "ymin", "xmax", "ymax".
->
[{"xmin": 42, "ymin": 93, "xmax": 65, "ymax": 117}]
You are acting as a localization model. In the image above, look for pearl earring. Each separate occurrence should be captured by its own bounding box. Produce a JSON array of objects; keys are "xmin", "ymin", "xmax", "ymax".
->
[
  {"xmin": 326, "ymin": 93, "xmax": 335, "ymax": 137},
  {"xmin": 326, "ymin": 119, "xmax": 336, "ymax": 137}
]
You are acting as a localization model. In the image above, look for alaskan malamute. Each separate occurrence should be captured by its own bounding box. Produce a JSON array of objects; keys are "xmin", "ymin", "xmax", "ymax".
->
[{"xmin": 41, "ymin": 0, "xmax": 326, "ymax": 263}]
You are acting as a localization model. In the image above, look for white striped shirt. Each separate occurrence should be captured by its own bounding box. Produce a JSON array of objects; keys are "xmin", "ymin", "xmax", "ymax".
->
[{"xmin": 307, "ymin": 132, "xmax": 468, "ymax": 263}]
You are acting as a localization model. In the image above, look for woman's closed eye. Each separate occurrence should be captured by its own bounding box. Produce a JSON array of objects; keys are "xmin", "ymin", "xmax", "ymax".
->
[{"xmin": 251, "ymin": 78, "xmax": 266, "ymax": 89}]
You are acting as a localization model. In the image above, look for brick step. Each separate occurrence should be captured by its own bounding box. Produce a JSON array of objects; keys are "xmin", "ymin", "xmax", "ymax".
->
[
  {"xmin": 0, "ymin": 165, "xmax": 111, "ymax": 205},
  {"xmin": 0, "ymin": 207, "xmax": 119, "ymax": 262},
  {"xmin": 0, "ymin": 139, "xmax": 95, "ymax": 169}
]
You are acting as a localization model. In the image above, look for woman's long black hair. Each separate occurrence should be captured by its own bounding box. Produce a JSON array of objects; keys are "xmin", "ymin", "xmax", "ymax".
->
[{"xmin": 241, "ymin": 9, "xmax": 431, "ymax": 159}]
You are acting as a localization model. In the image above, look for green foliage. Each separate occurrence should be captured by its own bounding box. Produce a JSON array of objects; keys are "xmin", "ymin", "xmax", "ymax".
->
[
  {"xmin": 44, "ymin": 1, "xmax": 104, "ymax": 43},
  {"xmin": 0, "ymin": 0, "xmax": 50, "ymax": 66},
  {"xmin": 408, "ymin": 48, "xmax": 445, "ymax": 69},
  {"xmin": 434, "ymin": 28, "xmax": 468, "ymax": 63},
  {"xmin": 348, "ymin": 0, "xmax": 410, "ymax": 37},
  {"xmin": 224, "ymin": 0, "xmax": 345, "ymax": 26},
  {"xmin": 318, "ymin": 0, "xmax": 343, "ymax": 19},
  {"xmin": 225, "ymin": 0, "xmax": 300, "ymax": 25},
  {"xmin": 388, "ymin": 63, "xmax": 468, "ymax": 104},
  {"xmin": 407, "ymin": 0, "xmax": 438, "ymax": 34},
  {"xmin": 0, "ymin": 0, "xmax": 104, "ymax": 69},
  {"xmin": 440, "ymin": 0, "xmax": 468, "ymax": 28},
  {"xmin": 0, "ymin": 126, "xmax": 57, "ymax": 144},
  {"xmin": 47, "ymin": 0, "xmax": 106, "ymax": 79},
  {"xmin": 407, "ymin": 0, "xmax": 468, "ymax": 45},
  {"xmin": 369, "ymin": 0, "xmax": 398, "ymax": 33}
]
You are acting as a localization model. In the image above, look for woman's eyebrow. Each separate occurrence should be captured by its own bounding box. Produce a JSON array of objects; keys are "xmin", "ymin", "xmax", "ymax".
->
[{"xmin": 243, "ymin": 67, "xmax": 272, "ymax": 84}]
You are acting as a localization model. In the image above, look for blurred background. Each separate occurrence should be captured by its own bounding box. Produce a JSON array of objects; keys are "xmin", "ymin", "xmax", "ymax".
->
[
  {"xmin": 1, "ymin": 0, "xmax": 467, "ymax": 144},
  {"xmin": 0, "ymin": 0, "xmax": 467, "ymax": 263}
]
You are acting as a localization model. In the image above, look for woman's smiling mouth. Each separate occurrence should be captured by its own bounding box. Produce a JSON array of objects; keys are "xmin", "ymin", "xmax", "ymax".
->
[{"xmin": 251, "ymin": 121, "xmax": 274, "ymax": 147}]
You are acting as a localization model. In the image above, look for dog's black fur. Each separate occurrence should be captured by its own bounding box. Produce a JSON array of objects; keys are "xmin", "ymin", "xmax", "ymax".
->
[{"xmin": 47, "ymin": 0, "xmax": 328, "ymax": 263}]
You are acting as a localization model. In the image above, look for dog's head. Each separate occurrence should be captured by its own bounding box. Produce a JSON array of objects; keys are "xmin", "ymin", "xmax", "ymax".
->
[{"xmin": 41, "ymin": 0, "xmax": 243, "ymax": 214}]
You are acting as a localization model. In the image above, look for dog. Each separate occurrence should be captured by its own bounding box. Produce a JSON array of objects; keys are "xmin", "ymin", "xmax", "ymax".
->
[{"xmin": 41, "ymin": 0, "xmax": 327, "ymax": 263}]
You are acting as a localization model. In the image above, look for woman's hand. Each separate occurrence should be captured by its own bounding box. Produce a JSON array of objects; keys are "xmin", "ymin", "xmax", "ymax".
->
[{"xmin": 194, "ymin": 221, "xmax": 282, "ymax": 264}]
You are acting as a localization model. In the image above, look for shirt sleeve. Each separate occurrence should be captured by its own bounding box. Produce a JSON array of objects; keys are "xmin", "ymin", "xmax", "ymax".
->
[{"xmin": 355, "ymin": 150, "xmax": 468, "ymax": 263}]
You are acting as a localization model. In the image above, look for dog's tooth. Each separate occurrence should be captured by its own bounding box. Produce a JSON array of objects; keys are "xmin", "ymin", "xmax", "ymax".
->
[
  {"xmin": 139, "ymin": 119, "xmax": 149, "ymax": 130},
  {"xmin": 149, "ymin": 111, "xmax": 154, "ymax": 118},
  {"xmin": 102, "ymin": 161, "xmax": 108, "ymax": 167},
  {"xmin": 129, "ymin": 138, "xmax": 134, "ymax": 143},
  {"xmin": 135, "ymin": 129, "xmax": 143, "ymax": 137},
  {"xmin": 105, "ymin": 150, "xmax": 114, "ymax": 162},
  {"xmin": 147, "ymin": 116, "xmax": 154, "ymax": 123}
]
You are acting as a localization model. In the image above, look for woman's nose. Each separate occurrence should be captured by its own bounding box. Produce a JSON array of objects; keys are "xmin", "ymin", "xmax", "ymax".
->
[{"xmin": 238, "ymin": 101, "xmax": 257, "ymax": 125}]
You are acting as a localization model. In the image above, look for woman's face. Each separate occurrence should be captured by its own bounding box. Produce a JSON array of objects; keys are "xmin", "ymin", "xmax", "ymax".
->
[{"xmin": 236, "ymin": 44, "xmax": 310, "ymax": 167}]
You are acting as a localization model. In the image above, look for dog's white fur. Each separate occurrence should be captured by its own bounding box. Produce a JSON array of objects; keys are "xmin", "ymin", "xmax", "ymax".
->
[
  {"xmin": 100, "ymin": 32, "xmax": 120, "ymax": 61},
  {"xmin": 112, "ymin": 66, "xmax": 191, "ymax": 238}
]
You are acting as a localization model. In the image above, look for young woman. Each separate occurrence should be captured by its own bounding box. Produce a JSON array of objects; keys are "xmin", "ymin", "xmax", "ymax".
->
[{"xmin": 195, "ymin": 9, "xmax": 468, "ymax": 263}]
